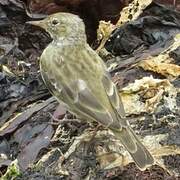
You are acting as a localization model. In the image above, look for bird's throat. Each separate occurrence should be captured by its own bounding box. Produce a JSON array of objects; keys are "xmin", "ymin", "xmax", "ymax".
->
[{"xmin": 53, "ymin": 36, "xmax": 86, "ymax": 47}]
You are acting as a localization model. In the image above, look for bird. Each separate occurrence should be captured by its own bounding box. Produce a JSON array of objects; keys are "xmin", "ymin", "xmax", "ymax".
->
[{"xmin": 27, "ymin": 12, "xmax": 154, "ymax": 170}]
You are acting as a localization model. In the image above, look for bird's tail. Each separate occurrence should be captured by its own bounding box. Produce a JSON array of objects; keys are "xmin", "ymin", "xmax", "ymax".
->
[{"xmin": 112, "ymin": 126, "xmax": 154, "ymax": 170}]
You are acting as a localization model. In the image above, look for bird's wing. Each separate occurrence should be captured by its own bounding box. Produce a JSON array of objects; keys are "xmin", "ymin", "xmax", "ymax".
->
[
  {"xmin": 42, "ymin": 65, "xmax": 121, "ymax": 128},
  {"xmin": 101, "ymin": 71, "xmax": 126, "ymax": 118},
  {"xmin": 40, "ymin": 55, "xmax": 115, "ymax": 127},
  {"xmin": 40, "ymin": 69, "xmax": 71, "ymax": 109},
  {"xmin": 61, "ymin": 79, "xmax": 120, "ymax": 128},
  {"xmin": 41, "ymin": 69, "xmax": 57, "ymax": 95}
]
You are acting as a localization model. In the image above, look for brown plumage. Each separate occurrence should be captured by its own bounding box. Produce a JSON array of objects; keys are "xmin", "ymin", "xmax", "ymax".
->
[{"xmin": 27, "ymin": 12, "xmax": 154, "ymax": 170}]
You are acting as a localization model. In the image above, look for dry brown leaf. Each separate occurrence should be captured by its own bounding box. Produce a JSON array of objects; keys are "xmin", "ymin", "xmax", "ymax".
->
[
  {"xmin": 96, "ymin": 151, "xmax": 123, "ymax": 170},
  {"xmin": 139, "ymin": 59, "xmax": 180, "ymax": 79},
  {"xmin": 138, "ymin": 33, "xmax": 180, "ymax": 79},
  {"xmin": 0, "ymin": 97, "xmax": 55, "ymax": 136},
  {"xmin": 97, "ymin": 0, "xmax": 153, "ymax": 51},
  {"xmin": 120, "ymin": 76, "xmax": 177, "ymax": 114},
  {"xmin": 97, "ymin": 21, "xmax": 115, "ymax": 51},
  {"xmin": 17, "ymin": 124, "xmax": 53, "ymax": 171},
  {"xmin": 116, "ymin": 0, "xmax": 152, "ymax": 26}
]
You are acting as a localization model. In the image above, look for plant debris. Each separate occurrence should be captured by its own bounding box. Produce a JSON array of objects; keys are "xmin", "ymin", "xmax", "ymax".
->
[{"xmin": 0, "ymin": 0, "xmax": 180, "ymax": 179}]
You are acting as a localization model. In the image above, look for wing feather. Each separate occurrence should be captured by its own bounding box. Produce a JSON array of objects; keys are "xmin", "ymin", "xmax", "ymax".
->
[
  {"xmin": 101, "ymin": 72, "xmax": 126, "ymax": 118},
  {"xmin": 64, "ymin": 79, "xmax": 115, "ymax": 127}
]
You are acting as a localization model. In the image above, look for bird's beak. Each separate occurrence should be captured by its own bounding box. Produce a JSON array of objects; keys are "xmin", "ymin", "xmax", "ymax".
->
[{"xmin": 26, "ymin": 20, "xmax": 46, "ymax": 29}]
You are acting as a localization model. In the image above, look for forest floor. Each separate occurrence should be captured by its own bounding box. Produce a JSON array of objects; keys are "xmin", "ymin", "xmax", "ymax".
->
[{"xmin": 0, "ymin": 0, "xmax": 180, "ymax": 179}]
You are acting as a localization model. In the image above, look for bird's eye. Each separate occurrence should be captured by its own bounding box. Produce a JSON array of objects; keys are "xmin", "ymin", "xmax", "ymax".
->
[{"xmin": 52, "ymin": 19, "xmax": 59, "ymax": 26}]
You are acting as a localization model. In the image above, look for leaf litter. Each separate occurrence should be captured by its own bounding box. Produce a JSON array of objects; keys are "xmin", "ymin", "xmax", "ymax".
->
[{"xmin": 0, "ymin": 0, "xmax": 180, "ymax": 179}]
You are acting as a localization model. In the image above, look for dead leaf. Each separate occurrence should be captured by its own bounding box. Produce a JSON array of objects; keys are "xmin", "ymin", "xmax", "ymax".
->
[
  {"xmin": 0, "ymin": 97, "xmax": 55, "ymax": 136},
  {"xmin": 139, "ymin": 59, "xmax": 180, "ymax": 79},
  {"xmin": 97, "ymin": 0, "xmax": 153, "ymax": 51},
  {"xmin": 17, "ymin": 124, "xmax": 53, "ymax": 171},
  {"xmin": 120, "ymin": 76, "xmax": 177, "ymax": 114}
]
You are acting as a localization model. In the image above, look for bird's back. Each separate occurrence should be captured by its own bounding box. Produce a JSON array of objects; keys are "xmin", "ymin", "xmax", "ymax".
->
[{"xmin": 40, "ymin": 41, "xmax": 113, "ymax": 112}]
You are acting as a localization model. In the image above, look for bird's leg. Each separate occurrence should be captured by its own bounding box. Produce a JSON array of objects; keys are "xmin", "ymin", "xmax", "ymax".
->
[
  {"xmin": 48, "ymin": 104, "xmax": 67, "ymax": 125},
  {"xmin": 88, "ymin": 123, "xmax": 103, "ymax": 142}
]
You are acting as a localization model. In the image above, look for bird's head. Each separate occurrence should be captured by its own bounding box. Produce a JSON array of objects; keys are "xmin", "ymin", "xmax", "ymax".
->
[{"xmin": 27, "ymin": 13, "xmax": 86, "ymax": 42}]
